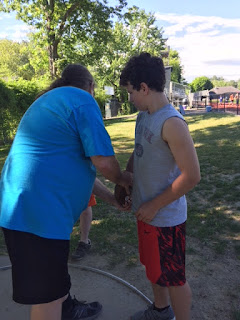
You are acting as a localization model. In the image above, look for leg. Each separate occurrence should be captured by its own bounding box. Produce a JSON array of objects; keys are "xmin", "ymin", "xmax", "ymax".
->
[
  {"xmin": 130, "ymin": 283, "xmax": 174, "ymax": 320},
  {"xmin": 152, "ymin": 283, "xmax": 170, "ymax": 308},
  {"xmin": 31, "ymin": 294, "xmax": 68, "ymax": 320},
  {"xmin": 80, "ymin": 206, "xmax": 92, "ymax": 243},
  {"xmin": 130, "ymin": 222, "xmax": 175, "ymax": 320},
  {"xmin": 169, "ymin": 281, "xmax": 192, "ymax": 320},
  {"xmin": 71, "ymin": 207, "xmax": 92, "ymax": 260},
  {"xmin": 31, "ymin": 294, "xmax": 102, "ymax": 320}
]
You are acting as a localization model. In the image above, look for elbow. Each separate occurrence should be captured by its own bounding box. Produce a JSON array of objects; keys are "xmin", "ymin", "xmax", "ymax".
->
[
  {"xmin": 91, "ymin": 156, "xmax": 112, "ymax": 174},
  {"xmin": 189, "ymin": 172, "xmax": 201, "ymax": 189}
]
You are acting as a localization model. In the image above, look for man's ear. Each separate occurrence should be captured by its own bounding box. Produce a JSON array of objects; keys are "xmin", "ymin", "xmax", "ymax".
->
[
  {"xmin": 140, "ymin": 82, "xmax": 149, "ymax": 95},
  {"xmin": 88, "ymin": 82, "xmax": 95, "ymax": 96}
]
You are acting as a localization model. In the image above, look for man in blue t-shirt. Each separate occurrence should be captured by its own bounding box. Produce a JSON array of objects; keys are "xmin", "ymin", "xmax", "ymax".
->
[{"xmin": 0, "ymin": 64, "xmax": 132, "ymax": 320}]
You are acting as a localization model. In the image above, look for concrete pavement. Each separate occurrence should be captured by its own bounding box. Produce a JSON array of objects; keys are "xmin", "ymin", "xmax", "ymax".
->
[{"xmin": 0, "ymin": 255, "xmax": 151, "ymax": 320}]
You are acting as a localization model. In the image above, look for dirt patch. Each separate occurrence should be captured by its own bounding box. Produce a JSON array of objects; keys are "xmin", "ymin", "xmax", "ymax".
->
[{"xmin": 72, "ymin": 236, "xmax": 240, "ymax": 320}]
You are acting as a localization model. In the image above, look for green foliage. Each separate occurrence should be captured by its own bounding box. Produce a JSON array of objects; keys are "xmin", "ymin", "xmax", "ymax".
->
[
  {"xmin": 27, "ymin": 35, "xmax": 50, "ymax": 79},
  {"xmin": 210, "ymin": 76, "xmax": 240, "ymax": 89},
  {"xmin": 0, "ymin": 79, "xmax": 45, "ymax": 143},
  {"xmin": 94, "ymin": 86, "xmax": 108, "ymax": 117},
  {"xmin": 0, "ymin": 80, "xmax": 17, "ymax": 143},
  {"xmin": 0, "ymin": 79, "xmax": 15, "ymax": 109},
  {"xmin": 93, "ymin": 6, "xmax": 166, "ymax": 105},
  {"xmin": 119, "ymin": 101, "xmax": 136, "ymax": 115},
  {"xmin": 190, "ymin": 76, "xmax": 214, "ymax": 92},
  {"xmin": 0, "ymin": 39, "xmax": 35, "ymax": 80},
  {"xmin": 0, "ymin": 0, "xmax": 127, "ymax": 78},
  {"xmin": 7, "ymin": 79, "xmax": 42, "ymax": 111},
  {"xmin": 163, "ymin": 49, "xmax": 183, "ymax": 83}
]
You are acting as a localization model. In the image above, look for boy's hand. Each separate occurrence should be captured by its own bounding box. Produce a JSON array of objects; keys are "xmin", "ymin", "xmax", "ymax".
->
[{"xmin": 135, "ymin": 200, "xmax": 158, "ymax": 223}]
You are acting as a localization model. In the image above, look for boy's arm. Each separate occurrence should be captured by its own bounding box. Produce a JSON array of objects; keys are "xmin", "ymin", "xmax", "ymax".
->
[
  {"xmin": 135, "ymin": 117, "xmax": 201, "ymax": 223},
  {"xmin": 126, "ymin": 152, "xmax": 134, "ymax": 173}
]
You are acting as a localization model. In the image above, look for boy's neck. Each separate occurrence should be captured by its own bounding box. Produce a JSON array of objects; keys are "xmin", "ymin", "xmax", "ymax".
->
[{"xmin": 147, "ymin": 92, "xmax": 169, "ymax": 114}]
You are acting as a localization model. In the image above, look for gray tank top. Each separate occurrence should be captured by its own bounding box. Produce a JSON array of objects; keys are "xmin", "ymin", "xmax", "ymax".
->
[{"xmin": 132, "ymin": 104, "xmax": 187, "ymax": 227}]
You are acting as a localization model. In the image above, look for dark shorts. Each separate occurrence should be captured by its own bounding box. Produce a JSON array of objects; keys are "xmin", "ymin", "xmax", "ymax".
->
[
  {"xmin": 2, "ymin": 228, "xmax": 71, "ymax": 304},
  {"xmin": 137, "ymin": 220, "xmax": 186, "ymax": 287}
]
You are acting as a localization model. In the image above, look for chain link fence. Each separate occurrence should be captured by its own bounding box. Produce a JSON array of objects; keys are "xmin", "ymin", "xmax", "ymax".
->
[{"xmin": 191, "ymin": 92, "xmax": 239, "ymax": 115}]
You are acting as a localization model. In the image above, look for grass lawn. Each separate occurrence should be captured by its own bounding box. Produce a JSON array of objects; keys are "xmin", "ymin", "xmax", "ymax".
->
[{"xmin": 0, "ymin": 112, "xmax": 240, "ymax": 267}]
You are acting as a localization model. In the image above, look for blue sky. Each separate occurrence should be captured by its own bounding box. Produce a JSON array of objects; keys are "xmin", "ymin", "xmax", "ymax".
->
[{"xmin": 1, "ymin": 0, "xmax": 240, "ymax": 82}]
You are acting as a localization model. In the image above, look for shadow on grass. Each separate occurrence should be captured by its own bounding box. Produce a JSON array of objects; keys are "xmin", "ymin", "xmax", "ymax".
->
[
  {"xmin": 185, "ymin": 113, "xmax": 240, "ymax": 256},
  {"xmin": 70, "ymin": 200, "xmax": 138, "ymax": 267}
]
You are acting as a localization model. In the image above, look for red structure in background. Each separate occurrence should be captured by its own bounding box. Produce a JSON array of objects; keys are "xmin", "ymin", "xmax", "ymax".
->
[
  {"xmin": 210, "ymin": 93, "xmax": 239, "ymax": 115},
  {"xmin": 208, "ymin": 87, "xmax": 240, "ymax": 115},
  {"xmin": 189, "ymin": 86, "xmax": 240, "ymax": 115}
]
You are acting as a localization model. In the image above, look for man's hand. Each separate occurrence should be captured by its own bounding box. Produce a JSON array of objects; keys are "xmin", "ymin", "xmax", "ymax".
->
[
  {"xmin": 113, "ymin": 195, "xmax": 132, "ymax": 211},
  {"xmin": 117, "ymin": 170, "xmax": 133, "ymax": 195},
  {"xmin": 93, "ymin": 178, "xmax": 131, "ymax": 211},
  {"xmin": 114, "ymin": 184, "xmax": 132, "ymax": 208}
]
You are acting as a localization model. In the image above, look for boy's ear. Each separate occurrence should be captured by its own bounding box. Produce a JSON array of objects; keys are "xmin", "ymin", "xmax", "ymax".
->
[{"xmin": 140, "ymin": 82, "xmax": 149, "ymax": 95}]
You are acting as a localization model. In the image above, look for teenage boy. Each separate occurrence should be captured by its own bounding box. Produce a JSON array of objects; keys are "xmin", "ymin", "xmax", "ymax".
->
[{"xmin": 120, "ymin": 53, "xmax": 201, "ymax": 320}]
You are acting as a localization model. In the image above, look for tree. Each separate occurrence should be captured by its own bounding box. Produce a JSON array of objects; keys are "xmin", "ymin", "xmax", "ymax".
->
[
  {"xmin": 209, "ymin": 76, "xmax": 240, "ymax": 89},
  {"xmin": 226, "ymin": 80, "xmax": 238, "ymax": 88},
  {"xmin": 163, "ymin": 49, "xmax": 183, "ymax": 83},
  {"xmin": 0, "ymin": 39, "xmax": 35, "ymax": 80},
  {"xmin": 92, "ymin": 6, "xmax": 166, "ymax": 99},
  {"xmin": 190, "ymin": 76, "xmax": 213, "ymax": 92},
  {"xmin": 0, "ymin": 0, "xmax": 127, "ymax": 78}
]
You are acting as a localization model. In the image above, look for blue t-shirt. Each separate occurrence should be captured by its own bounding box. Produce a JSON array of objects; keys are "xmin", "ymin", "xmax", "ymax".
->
[{"xmin": 0, "ymin": 86, "xmax": 114, "ymax": 239}]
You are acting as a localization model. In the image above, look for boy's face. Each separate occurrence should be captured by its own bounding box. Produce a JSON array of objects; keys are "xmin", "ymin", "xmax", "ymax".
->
[{"xmin": 125, "ymin": 82, "xmax": 147, "ymax": 111}]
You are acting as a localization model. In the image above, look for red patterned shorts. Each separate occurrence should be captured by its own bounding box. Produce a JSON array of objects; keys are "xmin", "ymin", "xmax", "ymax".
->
[{"xmin": 137, "ymin": 220, "xmax": 186, "ymax": 287}]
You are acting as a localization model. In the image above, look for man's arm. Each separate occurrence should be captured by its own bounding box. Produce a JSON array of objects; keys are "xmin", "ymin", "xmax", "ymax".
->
[
  {"xmin": 92, "ymin": 178, "xmax": 127, "ymax": 210},
  {"xmin": 136, "ymin": 117, "xmax": 201, "ymax": 223},
  {"xmin": 90, "ymin": 155, "xmax": 132, "ymax": 193}
]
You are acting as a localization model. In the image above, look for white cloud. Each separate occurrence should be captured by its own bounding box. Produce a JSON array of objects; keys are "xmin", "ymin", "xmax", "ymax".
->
[
  {"xmin": 155, "ymin": 13, "xmax": 240, "ymax": 82},
  {"xmin": 1, "ymin": 24, "xmax": 33, "ymax": 42},
  {"xmin": 0, "ymin": 32, "xmax": 9, "ymax": 38},
  {"xmin": 0, "ymin": 13, "xmax": 12, "ymax": 20}
]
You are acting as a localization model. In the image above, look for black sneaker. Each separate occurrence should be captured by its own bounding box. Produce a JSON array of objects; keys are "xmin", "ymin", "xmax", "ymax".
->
[
  {"xmin": 71, "ymin": 240, "xmax": 91, "ymax": 260},
  {"xmin": 62, "ymin": 296, "xmax": 102, "ymax": 320},
  {"xmin": 131, "ymin": 304, "xmax": 175, "ymax": 320}
]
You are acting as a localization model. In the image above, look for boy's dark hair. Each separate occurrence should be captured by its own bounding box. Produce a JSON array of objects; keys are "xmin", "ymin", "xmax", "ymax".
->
[
  {"xmin": 36, "ymin": 64, "xmax": 94, "ymax": 99},
  {"xmin": 120, "ymin": 52, "xmax": 166, "ymax": 92}
]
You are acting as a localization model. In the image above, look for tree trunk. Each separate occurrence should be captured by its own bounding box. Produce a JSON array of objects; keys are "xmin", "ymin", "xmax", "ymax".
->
[{"xmin": 48, "ymin": 41, "xmax": 58, "ymax": 79}]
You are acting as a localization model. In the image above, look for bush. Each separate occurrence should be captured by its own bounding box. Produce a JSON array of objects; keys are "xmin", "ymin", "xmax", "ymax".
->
[
  {"xmin": 0, "ymin": 80, "xmax": 16, "ymax": 109},
  {"xmin": 94, "ymin": 87, "xmax": 108, "ymax": 117},
  {"xmin": 0, "ymin": 80, "xmax": 17, "ymax": 144},
  {"xmin": 119, "ymin": 101, "xmax": 136, "ymax": 115},
  {"xmin": 0, "ymin": 79, "xmax": 46, "ymax": 144},
  {"xmin": 7, "ymin": 79, "xmax": 43, "ymax": 112}
]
